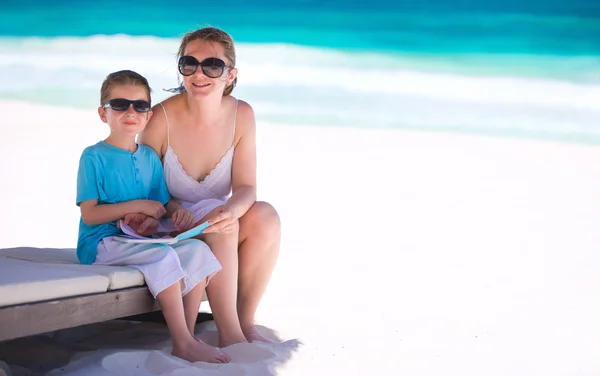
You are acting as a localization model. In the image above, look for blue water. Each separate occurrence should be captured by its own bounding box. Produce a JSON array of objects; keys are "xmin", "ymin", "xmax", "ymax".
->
[{"xmin": 1, "ymin": 0, "xmax": 599, "ymax": 143}]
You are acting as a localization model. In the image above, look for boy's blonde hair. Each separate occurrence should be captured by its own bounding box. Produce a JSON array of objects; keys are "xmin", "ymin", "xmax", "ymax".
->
[{"xmin": 100, "ymin": 70, "xmax": 152, "ymax": 106}]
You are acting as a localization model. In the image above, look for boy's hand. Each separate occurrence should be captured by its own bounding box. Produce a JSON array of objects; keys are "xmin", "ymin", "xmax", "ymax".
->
[
  {"xmin": 122, "ymin": 213, "xmax": 159, "ymax": 236},
  {"xmin": 136, "ymin": 200, "xmax": 167, "ymax": 219},
  {"xmin": 172, "ymin": 207, "xmax": 195, "ymax": 231},
  {"xmin": 137, "ymin": 216, "xmax": 159, "ymax": 236}
]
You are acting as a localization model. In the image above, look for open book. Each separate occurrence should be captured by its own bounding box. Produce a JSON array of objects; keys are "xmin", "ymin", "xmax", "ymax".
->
[{"xmin": 113, "ymin": 220, "xmax": 210, "ymax": 244}]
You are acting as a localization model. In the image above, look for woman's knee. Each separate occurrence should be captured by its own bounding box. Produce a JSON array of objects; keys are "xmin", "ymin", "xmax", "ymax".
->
[{"xmin": 241, "ymin": 201, "xmax": 281, "ymax": 233}]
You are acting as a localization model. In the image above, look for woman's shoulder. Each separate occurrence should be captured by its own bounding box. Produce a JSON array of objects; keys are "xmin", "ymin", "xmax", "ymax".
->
[
  {"xmin": 232, "ymin": 97, "xmax": 255, "ymax": 123},
  {"xmin": 140, "ymin": 97, "xmax": 183, "ymax": 157},
  {"xmin": 231, "ymin": 96, "xmax": 251, "ymax": 110},
  {"xmin": 160, "ymin": 93, "xmax": 183, "ymax": 108},
  {"xmin": 151, "ymin": 94, "xmax": 182, "ymax": 117},
  {"xmin": 230, "ymin": 98, "xmax": 256, "ymax": 146},
  {"xmin": 147, "ymin": 95, "xmax": 181, "ymax": 129}
]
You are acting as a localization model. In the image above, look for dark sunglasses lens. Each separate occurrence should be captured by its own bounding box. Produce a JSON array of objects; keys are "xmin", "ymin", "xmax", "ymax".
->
[
  {"xmin": 108, "ymin": 98, "xmax": 131, "ymax": 111},
  {"xmin": 201, "ymin": 58, "xmax": 226, "ymax": 78},
  {"xmin": 107, "ymin": 99, "xmax": 150, "ymax": 112},
  {"xmin": 132, "ymin": 100, "xmax": 151, "ymax": 112},
  {"xmin": 179, "ymin": 56, "xmax": 198, "ymax": 76}
]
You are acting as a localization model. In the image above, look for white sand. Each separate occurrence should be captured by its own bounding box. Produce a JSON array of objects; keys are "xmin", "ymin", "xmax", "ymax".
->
[{"xmin": 1, "ymin": 100, "xmax": 600, "ymax": 375}]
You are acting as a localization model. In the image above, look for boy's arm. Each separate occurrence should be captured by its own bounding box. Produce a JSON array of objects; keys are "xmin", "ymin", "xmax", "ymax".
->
[
  {"xmin": 80, "ymin": 199, "xmax": 165, "ymax": 226},
  {"xmin": 77, "ymin": 149, "xmax": 165, "ymax": 227}
]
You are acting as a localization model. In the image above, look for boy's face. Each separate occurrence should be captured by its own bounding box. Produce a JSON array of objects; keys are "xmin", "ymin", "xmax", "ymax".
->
[{"xmin": 98, "ymin": 85, "xmax": 152, "ymax": 137}]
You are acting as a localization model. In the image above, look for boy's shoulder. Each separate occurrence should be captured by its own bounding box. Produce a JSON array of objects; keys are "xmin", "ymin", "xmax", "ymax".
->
[
  {"xmin": 80, "ymin": 141, "xmax": 105, "ymax": 159},
  {"xmin": 79, "ymin": 143, "xmax": 161, "ymax": 164}
]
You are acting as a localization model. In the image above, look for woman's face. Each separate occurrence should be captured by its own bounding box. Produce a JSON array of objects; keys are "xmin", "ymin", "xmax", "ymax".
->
[{"xmin": 181, "ymin": 39, "xmax": 237, "ymax": 98}]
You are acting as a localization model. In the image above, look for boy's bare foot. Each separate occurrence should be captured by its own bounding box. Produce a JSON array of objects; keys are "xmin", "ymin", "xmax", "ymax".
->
[
  {"xmin": 172, "ymin": 338, "xmax": 230, "ymax": 363},
  {"xmin": 243, "ymin": 325, "xmax": 273, "ymax": 344}
]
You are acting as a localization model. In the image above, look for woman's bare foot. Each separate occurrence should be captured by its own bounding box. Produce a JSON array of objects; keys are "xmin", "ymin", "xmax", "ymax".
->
[
  {"xmin": 242, "ymin": 325, "xmax": 273, "ymax": 344},
  {"xmin": 219, "ymin": 336, "xmax": 249, "ymax": 348},
  {"xmin": 172, "ymin": 338, "xmax": 230, "ymax": 363}
]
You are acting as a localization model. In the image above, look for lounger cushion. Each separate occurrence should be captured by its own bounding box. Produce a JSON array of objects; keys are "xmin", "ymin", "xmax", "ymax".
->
[
  {"xmin": 0, "ymin": 247, "xmax": 145, "ymax": 291},
  {"xmin": 0, "ymin": 247, "xmax": 79, "ymax": 264},
  {"xmin": 0, "ymin": 257, "xmax": 109, "ymax": 307}
]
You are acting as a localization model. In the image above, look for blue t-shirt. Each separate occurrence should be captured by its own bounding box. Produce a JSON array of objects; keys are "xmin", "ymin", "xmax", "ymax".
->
[{"xmin": 76, "ymin": 142, "xmax": 171, "ymax": 264}]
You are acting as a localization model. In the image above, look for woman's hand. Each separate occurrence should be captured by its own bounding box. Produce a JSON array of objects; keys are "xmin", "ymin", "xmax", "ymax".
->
[
  {"xmin": 172, "ymin": 207, "xmax": 195, "ymax": 231},
  {"xmin": 203, "ymin": 206, "xmax": 237, "ymax": 234}
]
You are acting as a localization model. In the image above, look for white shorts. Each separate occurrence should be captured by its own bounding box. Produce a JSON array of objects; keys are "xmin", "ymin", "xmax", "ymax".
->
[{"xmin": 94, "ymin": 237, "xmax": 221, "ymax": 298}]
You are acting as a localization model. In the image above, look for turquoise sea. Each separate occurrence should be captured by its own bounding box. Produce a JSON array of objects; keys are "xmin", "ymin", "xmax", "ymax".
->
[{"xmin": 1, "ymin": 0, "xmax": 599, "ymax": 143}]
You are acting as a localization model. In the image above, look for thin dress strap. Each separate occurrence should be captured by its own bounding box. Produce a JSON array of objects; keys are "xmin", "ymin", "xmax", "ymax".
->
[
  {"xmin": 231, "ymin": 99, "xmax": 238, "ymax": 147},
  {"xmin": 158, "ymin": 103, "xmax": 171, "ymax": 146}
]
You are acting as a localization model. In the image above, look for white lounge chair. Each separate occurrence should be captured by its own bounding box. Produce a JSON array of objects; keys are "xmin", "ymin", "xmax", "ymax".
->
[{"xmin": 0, "ymin": 247, "xmax": 196, "ymax": 342}]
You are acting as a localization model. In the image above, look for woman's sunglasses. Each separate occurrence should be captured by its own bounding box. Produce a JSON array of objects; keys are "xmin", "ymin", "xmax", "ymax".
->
[
  {"xmin": 103, "ymin": 98, "xmax": 151, "ymax": 113},
  {"xmin": 178, "ymin": 56, "xmax": 231, "ymax": 78}
]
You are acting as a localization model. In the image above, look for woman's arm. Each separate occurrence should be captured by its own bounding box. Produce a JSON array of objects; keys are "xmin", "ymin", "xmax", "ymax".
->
[
  {"xmin": 139, "ymin": 103, "xmax": 168, "ymax": 159},
  {"xmin": 164, "ymin": 199, "xmax": 196, "ymax": 231},
  {"xmin": 226, "ymin": 100, "xmax": 258, "ymax": 219},
  {"xmin": 164, "ymin": 199, "xmax": 184, "ymax": 218}
]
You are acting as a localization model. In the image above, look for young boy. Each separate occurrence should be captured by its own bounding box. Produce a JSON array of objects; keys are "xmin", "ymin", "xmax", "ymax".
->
[{"xmin": 76, "ymin": 70, "xmax": 229, "ymax": 363}]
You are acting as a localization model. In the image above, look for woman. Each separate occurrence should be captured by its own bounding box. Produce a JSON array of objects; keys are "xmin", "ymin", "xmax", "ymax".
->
[{"xmin": 139, "ymin": 27, "xmax": 280, "ymax": 347}]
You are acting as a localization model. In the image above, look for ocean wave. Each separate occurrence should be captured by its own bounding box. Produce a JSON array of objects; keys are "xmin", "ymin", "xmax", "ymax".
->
[{"xmin": 1, "ymin": 35, "xmax": 599, "ymax": 141}]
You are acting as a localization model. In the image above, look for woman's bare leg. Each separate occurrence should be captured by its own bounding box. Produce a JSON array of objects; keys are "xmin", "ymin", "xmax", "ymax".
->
[
  {"xmin": 236, "ymin": 201, "xmax": 281, "ymax": 342},
  {"xmin": 196, "ymin": 207, "xmax": 248, "ymax": 347}
]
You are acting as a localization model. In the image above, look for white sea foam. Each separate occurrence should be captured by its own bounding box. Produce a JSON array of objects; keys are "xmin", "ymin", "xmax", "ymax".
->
[{"xmin": 1, "ymin": 35, "xmax": 599, "ymax": 140}]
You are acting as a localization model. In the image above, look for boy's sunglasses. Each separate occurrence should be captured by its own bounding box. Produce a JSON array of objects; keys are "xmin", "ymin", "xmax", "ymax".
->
[
  {"xmin": 103, "ymin": 98, "xmax": 151, "ymax": 113},
  {"xmin": 178, "ymin": 56, "xmax": 231, "ymax": 78}
]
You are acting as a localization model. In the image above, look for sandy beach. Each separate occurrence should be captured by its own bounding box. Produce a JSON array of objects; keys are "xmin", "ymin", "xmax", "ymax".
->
[{"xmin": 1, "ymin": 99, "xmax": 600, "ymax": 375}]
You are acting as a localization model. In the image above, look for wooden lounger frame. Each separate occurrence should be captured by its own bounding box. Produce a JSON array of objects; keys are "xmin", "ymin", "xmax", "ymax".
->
[{"xmin": 0, "ymin": 286, "xmax": 160, "ymax": 342}]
